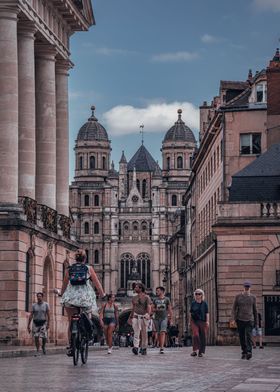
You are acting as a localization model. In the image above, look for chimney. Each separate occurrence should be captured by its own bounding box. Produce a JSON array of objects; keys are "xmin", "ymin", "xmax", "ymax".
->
[{"xmin": 267, "ymin": 48, "xmax": 280, "ymax": 147}]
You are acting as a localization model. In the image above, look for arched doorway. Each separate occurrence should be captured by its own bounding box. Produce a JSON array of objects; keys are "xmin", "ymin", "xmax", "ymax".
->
[
  {"xmin": 263, "ymin": 247, "xmax": 280, "ymax": 337},
  {"xmin": 43, "ymin": 256, "xmax": 55, "ymax": 342},
  {"xmin": 118, "ymin": 310, "xmax": 133, "ymax": 335}
]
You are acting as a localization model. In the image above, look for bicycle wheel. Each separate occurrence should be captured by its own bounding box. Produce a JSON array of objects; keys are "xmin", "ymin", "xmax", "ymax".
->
[
  {"xmin": 72, "ymin": 333, "xmax": 79, "ymax": 366},
  {"xmin": 80, "ymin": 336, "xmax": 89, "ymax": 364}
]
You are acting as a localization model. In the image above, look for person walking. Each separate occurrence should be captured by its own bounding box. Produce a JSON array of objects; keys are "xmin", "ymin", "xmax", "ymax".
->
[
  {"xmin": 60, "ymin": 249, "xmax": 105, "ymax": 354},
  {"xmin": 151, "ymin": 286, "xmax": 173, "ymax": 354},
  {"xmin": 128, "ymin": 283, "xmax": 151, "ymax": 356},
  {"xmin": 190, "ymin": 288, "xmax": 209, "ymax": 358},
  {"xmin": 232, "ymin": 281, "xmax": 258, "ymax": 360},
  {"xmin": 27, "ymin": 292, "xmax": 50, "ymax": 356},
  {"xmin": 252, "ymin": 312, "xmax": 264, "ymax": 349},
  {"xmin": 100, "ymin": 294, "xmax": 119, "ymax": 354}
]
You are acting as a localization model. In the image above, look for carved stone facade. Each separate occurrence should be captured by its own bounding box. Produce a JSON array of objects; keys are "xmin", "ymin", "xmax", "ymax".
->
[
  {"xmin": 70, "ymin": 108, "xmax": 196, "ymax": 325},
  {"xmin": 0, "ymin": 0, "xmax": 94, "ymax": 345}
]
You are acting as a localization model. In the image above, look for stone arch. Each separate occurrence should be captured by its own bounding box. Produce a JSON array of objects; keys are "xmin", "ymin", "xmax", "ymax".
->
[
  {"xmin": 25, "ymin": 248, "xmax": 35, "ymax": 313},
  {"xmin": 263, "ymin": 246, "xmax": 280, "ymax": 290},
  {"xmin": 43, "ymin": 255, "xmax": 55, "ymax": 342}
]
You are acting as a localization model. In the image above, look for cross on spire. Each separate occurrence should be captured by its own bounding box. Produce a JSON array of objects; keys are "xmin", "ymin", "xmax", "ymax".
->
[{"xmin": 140, "ymin": 124, "xmax": 144, "ymax": 144}]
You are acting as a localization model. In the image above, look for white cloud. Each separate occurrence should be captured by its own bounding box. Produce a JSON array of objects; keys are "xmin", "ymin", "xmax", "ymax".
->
[
  {"xmin": 151, "ymin": 51, "xmax": 199, "ymax": 63},
  {"xmin": 253, "ymin": 0, "xmax": 280, "ymax": 11},
  {"xmin": 95, "ymin": 47, "xmax": 138, "ymax": 56},
  {"xmin": 201, "ymin": 34, "xmax": 223, "ymax": 44},
  {"xmin": 102, "ymin": 102, "xmax": 199, "ymax": 136}
]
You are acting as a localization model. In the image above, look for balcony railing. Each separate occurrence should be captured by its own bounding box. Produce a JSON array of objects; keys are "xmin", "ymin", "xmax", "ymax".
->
[
  {"xmin": 261, "ymin": 202, "xmax": 280, "ymax": 218},
  {"xmin": 19, "ymin": 196, "xmax": 72, "ymax": 239}
]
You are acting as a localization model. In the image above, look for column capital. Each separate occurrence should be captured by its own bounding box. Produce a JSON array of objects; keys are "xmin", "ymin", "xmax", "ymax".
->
[
  {"xmin": 35, "ymin": 43, "xmax": 57, "ymax": 62},
  {"xmin": 55, "ymin": 58, "xmax": 73, "ymax": 76},
  {"xmin": 18, "ymin": 20, "xmax": 37, "ymax": 38},
  {"xmin": 0, "ymin": 1, "xmax": 20, "ymax": 19}
]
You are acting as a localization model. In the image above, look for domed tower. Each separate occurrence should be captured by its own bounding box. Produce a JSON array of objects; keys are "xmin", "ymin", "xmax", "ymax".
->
[
  {"xmin": 162, "ymin": 109, "xmax": 196, "ymax": 181},
  {"xmin": 74, "ymin": 106, "xmax": 111, "ymax": 181}
]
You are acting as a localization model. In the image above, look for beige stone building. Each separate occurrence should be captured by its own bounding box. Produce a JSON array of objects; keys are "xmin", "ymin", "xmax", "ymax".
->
[
  {"xmin": 70, "ymin": 108, "xmax": 196, "ymax": 331},
  {"xmin": 0, "ymin": 0, "xmax": 94, "ymax": 345},
  {"xmin": 183, "ymin": 49, "xmax": 280, "ymax": 344}
]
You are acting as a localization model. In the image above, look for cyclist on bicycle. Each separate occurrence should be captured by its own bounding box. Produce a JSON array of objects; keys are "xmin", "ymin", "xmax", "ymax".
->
[{"xmin": 60, "ymin": 249, "xmax": 105, "ymax": 349}]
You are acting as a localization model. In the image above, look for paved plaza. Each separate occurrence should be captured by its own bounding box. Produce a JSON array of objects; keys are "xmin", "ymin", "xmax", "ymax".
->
[{"xmin": 0, "ymin": 346, "xmax": 280, "ymax": 392}]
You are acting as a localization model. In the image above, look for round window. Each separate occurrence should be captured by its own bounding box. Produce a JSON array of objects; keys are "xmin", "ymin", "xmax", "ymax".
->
[{"xmin": 132, "ymin": 195, "xmax": 139, "ymax": 203}]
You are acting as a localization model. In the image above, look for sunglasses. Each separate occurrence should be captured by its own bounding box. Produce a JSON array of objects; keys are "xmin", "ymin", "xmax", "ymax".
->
[{"xmin": 195, "ymin": 293, "xmax": 202, "ymax": 296}]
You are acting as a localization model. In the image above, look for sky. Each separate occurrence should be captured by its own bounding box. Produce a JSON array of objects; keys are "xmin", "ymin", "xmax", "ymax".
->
[{"xmin": 68, "ymin": 0, "xmax": 280, "ymax": 180}]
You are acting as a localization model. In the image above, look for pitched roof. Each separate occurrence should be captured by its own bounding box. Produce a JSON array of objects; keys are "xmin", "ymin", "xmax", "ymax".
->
[
  {"xmin": 127, "ymin": 144, "xmax": 158, "ymax": 172},
  {"xmin": 229, "ymin": 144, "xmax": 280, "ymax": 202}
]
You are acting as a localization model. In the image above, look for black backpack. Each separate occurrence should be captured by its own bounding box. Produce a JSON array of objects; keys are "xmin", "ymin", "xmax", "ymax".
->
[{"xmin": 68, "ymin": 263, "xmax": 88, "ymax": 286}]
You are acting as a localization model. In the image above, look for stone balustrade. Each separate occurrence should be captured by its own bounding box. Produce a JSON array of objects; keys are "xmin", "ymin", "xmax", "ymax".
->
[
  {"xmin": 218, "ymin": 202, "xmax": 280, "ymax": 219},
  {"xmin": 18, "ymin": 196, "xmax": 72, "ymax": 239}
]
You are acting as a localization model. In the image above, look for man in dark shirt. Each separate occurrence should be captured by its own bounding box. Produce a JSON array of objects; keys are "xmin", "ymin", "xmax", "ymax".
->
[{"xmin": 232, "ymin": 281, "xmax": 258, "ymax": 360}]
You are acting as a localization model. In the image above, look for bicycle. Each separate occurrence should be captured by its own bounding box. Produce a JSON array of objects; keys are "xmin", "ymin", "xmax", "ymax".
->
[
  {"xmin": 69, "ymin": 307, "xmax": 91, "ymax": 366},
  {"xmin": 54, "ymin": 289, "xmax": 91, "ymax": 366}
]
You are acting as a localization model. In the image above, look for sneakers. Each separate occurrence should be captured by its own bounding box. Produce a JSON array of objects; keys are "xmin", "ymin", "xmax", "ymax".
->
[
  {"xmin": 141, "ymin": 348, "xmax": 147, "ymax": 355},
  {"xmin": 241, "ymin": 353, "xmax": 246, "ymax": 359},
  {"xmin": 107, "ymin": 347, "xmax": 112, "ymax": 354},
  {"xmin": 160, "ymin": 348, "xmax": 164, "ymax": 354},
  {"xmin": 198, "ymin": 352, "xmax": 203, "ymax": 357},
  {"xmin": 190, "ymin": 351, "xmax": 197, "ymax": 357},
  {"xmin": 259, "ymin": 346, "xmax": 264, "ymax": 349},
  {"xmin": 246, "ymin": 352, "xmax": 252, "ymax": 360},
  {"xmin": 132, "ymin": 347, "xmax": 139, "ymax": 355}
]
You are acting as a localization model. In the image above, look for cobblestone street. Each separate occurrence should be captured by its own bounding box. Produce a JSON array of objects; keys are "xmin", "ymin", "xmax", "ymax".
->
[{"xmin": 0, "ymin": 346, "xmax": 280, "ymax": 392}]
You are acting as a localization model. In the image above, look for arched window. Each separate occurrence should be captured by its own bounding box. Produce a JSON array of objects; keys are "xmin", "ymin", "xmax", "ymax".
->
[
  {"xmin": 136, "ymin": 179, "xmax": 140, "ymax": 192},
  {"xmin": 79, "ymin": 156, "xmax": 83, "ymax": 170},
  {"xmin": 142, "ymin": 179, "xmax": 147, "ymax": 199},
  {"xmin": 84, "ymin": 222, "xmax": 89, "ymax": 235},
  {"xmin": 94, "ymin": 195, "xmax": 99, "ymax": 206},
  {"xmin": 94, "ymin": 222, "xmax": 99, "ymax": 234},
  {"xmin": 167, "ymin": 157, "xmax": 170, "ymax": 170},
  {"xmin": 94, "ymin": 250, "xmax": 99, "ymax": 264},
  {"xmin": 85, "ymin": 249, "xmax": 89, "ymax": 264},
  {"xmin": 90, "ymin": 155, "xmax": 95, "ymax": 169},
  {"xmin": 25, "ymin": 252, "xmax": 31, "ymax": 312},
  {"xmin": 171, "ymin": 194, "xmax": 177, "ymax": 206},
  {"xmin": 84, "ymin": 194, "xmax": 89, "ymax": 206},
  {"xmin": 102, "ymin": 156, "xmax": 106, "ymax": 170},
  {"xmin": 177, "ymin": 156, "xmax": 183, "ymax": 169}
]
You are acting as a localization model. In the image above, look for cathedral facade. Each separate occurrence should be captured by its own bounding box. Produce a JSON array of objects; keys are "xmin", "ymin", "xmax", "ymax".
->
[{"xmin": 70, "ymin": 107, "xmax": 196, "ymax": 319}]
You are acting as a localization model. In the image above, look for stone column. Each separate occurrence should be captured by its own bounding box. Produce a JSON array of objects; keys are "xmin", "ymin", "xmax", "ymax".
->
[
  {"xmin": 35, "ymin": 44, "xmax": 57, "ymax": 209},
  {"xmin": 18, "ymin": 22, "xmax": 36, "ymax": 199},
  {"xmin": 0, "ymin": 5, "xmax": 19, "ymax": 204},
  {"xmin": 56, "ymin": 59, "xmax": 71, "ymax": 216}
]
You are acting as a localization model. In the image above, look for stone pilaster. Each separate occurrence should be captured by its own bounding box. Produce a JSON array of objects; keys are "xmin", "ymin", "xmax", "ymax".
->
[
  {"xmin": 56, "ymin": 59, "xmax": 71, "ymax": 216},
  {"xmin": 18, "ymin": 22, "xmax": 36, "ymax": 199},
  {"xmin": 35, "ymin": 44, "xmax": 57, "ymax": 209},
  {"xmin": 0, "ymin": 5, "xmax": 20, "ymax": 204}
]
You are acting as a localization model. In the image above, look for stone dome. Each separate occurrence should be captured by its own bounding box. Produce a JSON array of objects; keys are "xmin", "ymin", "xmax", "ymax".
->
[
  {"xmin": 163, "ymin": 109, "xmax": 196, "ymax": 143},
  {"xmin": 77, "ymin": 106, "xmax": 109, "ymax": 141}
]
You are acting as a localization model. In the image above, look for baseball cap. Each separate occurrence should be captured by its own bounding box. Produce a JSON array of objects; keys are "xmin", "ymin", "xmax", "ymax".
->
[{"xmin": 243, "ymin": 280, "xmax": 251, "ymax": 287}]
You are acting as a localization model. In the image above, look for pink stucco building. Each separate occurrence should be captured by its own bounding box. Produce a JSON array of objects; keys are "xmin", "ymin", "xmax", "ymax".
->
[{"xmin": 183, "ymin": 49, "xmax": 280, "ymax": 344}]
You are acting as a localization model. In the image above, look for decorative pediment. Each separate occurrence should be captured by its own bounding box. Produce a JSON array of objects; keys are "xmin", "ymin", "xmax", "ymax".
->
[{"xmin": 126, "ymin": 188, "xmax": 144, "ymax": 208}]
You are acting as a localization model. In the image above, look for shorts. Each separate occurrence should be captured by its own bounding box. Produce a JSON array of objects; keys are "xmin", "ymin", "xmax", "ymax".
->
[
  {"xmin": 32, "ymin": 322, "xmax": 47, "ymax": 339},
  {"xmin": 103, "ymin": 317, "xmax": 116, "ymax": 326},
  {"xmin": 153, "ymin": 318, "xmax": 168, "ymax": 333},
  {"xmin": 252, "ymin": 327, "xmax": 262, "ymax": 337}
]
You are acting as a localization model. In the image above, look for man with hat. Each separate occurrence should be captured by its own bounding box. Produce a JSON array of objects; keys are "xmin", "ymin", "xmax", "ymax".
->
[{"xmin": 232, "ymin": 281, "xmax": 258, "ymax": 360}]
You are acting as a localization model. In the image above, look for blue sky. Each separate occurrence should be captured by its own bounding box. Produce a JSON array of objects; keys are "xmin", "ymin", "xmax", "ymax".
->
[{"xmin": 68, "ymin": 0, "xmax": 280, "ymax": 180}]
